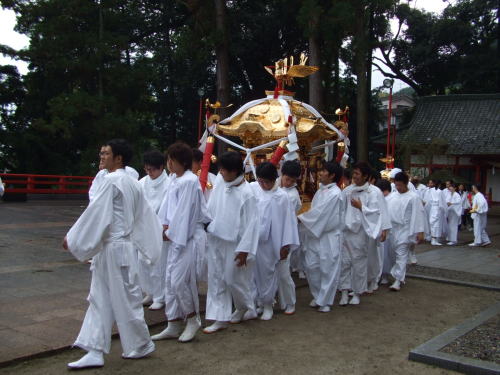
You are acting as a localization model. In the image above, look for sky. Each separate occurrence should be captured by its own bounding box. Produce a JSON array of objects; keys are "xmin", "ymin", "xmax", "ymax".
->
[{"xmin": 0, "ymin": 0, "xmax": 454, "ymax": 88}]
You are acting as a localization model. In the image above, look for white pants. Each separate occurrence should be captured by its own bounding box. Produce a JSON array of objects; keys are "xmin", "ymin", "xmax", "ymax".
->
[
  {"xmin": 389, "ymin": 240, "xmax": 410, "ymax": 282},
  {"xmin": 446, "ymin": 212, "xmax": 460, "ymax": 243},
  {"xmin": 164, "ymin": 240, "xmax": 199, "ymax": 320},
  {"xmin": 367, "ymin": 238, "xmax": 382, "ymax": 284},
  {"xmin": 194, "ymin": 224, "xmax": 208, "ymax": 282},
  {"xmin": 254, "ymin": 241, "xmax": 279, "ymax": 305},
  {"xmin": 74, "ymin": 241, "xmax": 152, "ymax": 356},
  {"xmin": 205, "ymin": 235, "xmax": 255, "ymax": 322},
  {"xmin": 305, "ymin": 231, "xmax": 342, "ymax": 306},
  {"xmin": 473, "ymin": 213, "xmax": 490, "ymax": 245},
  {"xmin": 429, "ymin": 205, "xmax": 442, "ymax": 238},
  {"xmin": 340, "ymin": 231, "xmax": 369, "ymax": 294},
  {"xmin": 277, "ymin": 254, "xmax": 296, "ymax": 309},
  {"xmin": 381, "ymin": 240, "xmax": 393, "ymax": 275},
  {"xmin": 138, "ymin": 242, "xmax": 168, "ymax": 303}
]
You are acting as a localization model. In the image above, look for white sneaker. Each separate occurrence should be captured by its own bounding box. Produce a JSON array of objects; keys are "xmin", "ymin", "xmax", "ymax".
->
[
  {"xmin": 68, "ymin": 350, "xmax": 104, "ymax": 369},
  {"xmin": 446, "ymin": 242, "xmax": 456, "ymax": 246},
  {"xmin": 260, "ymin": 304, "xmax": 273, "ymax": 321},
  {"xmin": 380, "ymin": 277, "xmax": 389, "ymax": 285},
  {"xmin": 178, "ymin": 316, "xmax": 201, "ymax": 343},
  {"xmin": 339, "ymin": 291, "xmax": 349, "ymax": 306},
  {"xmin": 230, "ymin": 309, "xmax": 246, "ymax": 324},
  {"xmin": 142, "ymin": 295, "xmax": 153, "ymax": 305},
  {"xmin": 122, "ymin": 341, "xmax": 155, "ymax": 359},
  {"xmin": 431, "ymin": 239, "xmax": 442, "ymax": 246},
  {"xmin": 349, "ymin": 294, "xmax": 360, "ymax": 305},
  {"xmin": 409, "ymin": 252, "xmax": 418, "ymax": 265},
  {"xmin": 148, "ymin": 302, "xmax": 164, "ymax": 311},
  {"xmin": 242, "ymin": 309, "xmax": 258, "ymax": 321},
  {"xmin": 309, "ymin": 299, "xmax": 318, "ymax": 308},
  {"xmin": 203, "ymin": 321, "xmax": 229, "ymax": 334},
  {"xmin": 482, "ymin": 241, "xmax": 492, "ymax": 247},
  {"xmin": 283, "ymin": 305, "xmax": 295, "ymax": 315},
  {"xmin": 318, "ymin": 305, "xmax": 331, "ymax": 313},
  {"xmin": 468, "ymin": 242, "xmax": 481, "ymax": 247},
  {"xmin": 390, "ymin": 280, "xmax": 401, "ymax": 291},
  {"xmin": 151, "ymin": 321, "xmax": 183, "ymax": 340}
]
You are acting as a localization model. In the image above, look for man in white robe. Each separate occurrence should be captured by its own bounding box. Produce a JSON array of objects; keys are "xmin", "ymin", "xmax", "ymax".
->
[
  {"xmin": 249, "ymin": 162, "xmax": 299, "ymax": 320},
  {"xmin": 203, "ymin": 152, "xmax": 260, "ymax": 334},
  {"xmin": 138, "ymin": 150, "xmax": 171, "ymax": 310},
  {"xmin": 375, "ymin": 179, "xmax": 393, "ymax": 285},
  {"xmin": 385, "ymin": 172, "xmax": 426, "ymax": 291},
  {"xmin": 299, "ymin": 161, "xmax": 345, "ymax": 312},
  {"xmin": 423, "ymin": 179, "xmax": 443, "ymax": 245},
  {"xmin": 64, "ymin": 139, "xmax": 162, "ymax": 369},
  {"xmin": 279, "ymin": 160, "xmax": 303, "ymax": 313},
  {"xmin": 445, "ymin": 183, "xmax": 462, "ymax": 245},
  {"xmin": 0, "ymin": 176, "xmax": 4, "ymax": 197},
  {"xmin": 340, "ymin": 162, "xmax": 387, "ymax": 306},
  {"xmin": 152, "ymin": 142, "xmax": 210, "ymax": 343},
  {"xmin": 469, "ymin": 185, "xmax": 491, "ymax": 247}
]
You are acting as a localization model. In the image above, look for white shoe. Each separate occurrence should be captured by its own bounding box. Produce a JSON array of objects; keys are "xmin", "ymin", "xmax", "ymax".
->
[
  {"xmin": 148, "ymin": 302, "xmax": 164, "ymax": 311},
  {"xmin": 318, "ymin": 305, "xmax": 331, "ymax": 313},
  {"xmin": 256, "ymin": 306, "xmax": 263, "ymax": 315},
  {"xmin": 482, "ymin": 241, "xmax": 492, "ymax": 247},
  {"xmin": 309, "ymin": 299, "xmax": 318, "ymax": 308},
  {"xmin": 67, "ymin": 350, "xmax": 104, "ymax": 369},
  {"xmin": 203, "ymin": 321, "xmax": 229, "ymax": 334},
  {"xmin": 349, "ymin": 294, "xmax": 360, "ymax": 305},
  {"xmin": 468, "ymin": 242, "xmax": 481, "ymax": 247},
  {"xmin": 339, "ymin": 291, "xmax": 349, "ymax": 306},
  {"xmin": 151, "ymin": 321, "xmax": 183, "ymax": 340},
  {"xmin": 283, "ymin": 305, "xmax": 295, "ymax": 315},
  {"xmin": 142, "ymin": 295, "xmax": 153, "ymax": 305},
  {"xmin": 446, "ymin": 242, "xmax": 456, "ymax": 246},
  {"xmin": 178, "ymin": 316, "xmax": 201, "ymax": 343},
  {"xmin": 230, "ymin": 309, "xmax": 246, "ymax": 324},
  {"xmin": 380, "ymin": 277, "xmax": 389, "ymax": 285},
  {"xmin": 298, "ymin": 271, "xmax": 306, "ymax": 279},
  {"xmin": 260, "ymin": 304, "xmax": 273, "ymax": 321},
  {"xmin": 242, "ymin": 309, "xmax": 258, "ymax": 321},
  {"xmin": 390, "ymin": 280, "xmax": 401, "ymax": 291},
  {"xmin": 122, "ymin": 341, "xmax": 155, "ymax": 359},
  {"xmin": 409, "ymin": 253, "xmax": 418, "ymax": 265},
  {"xmin": 431, "ymin": 239, "xmax": 442, "ymax": 246}
]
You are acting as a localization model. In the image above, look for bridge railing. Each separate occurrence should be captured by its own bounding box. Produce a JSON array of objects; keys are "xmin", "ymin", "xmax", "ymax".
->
[{"xmin": 0, "ymin": 173, "xmax": 93, "ymax": 194}]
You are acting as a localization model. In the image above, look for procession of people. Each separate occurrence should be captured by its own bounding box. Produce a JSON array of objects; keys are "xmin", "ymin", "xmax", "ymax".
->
[{"xmin": 62, "ymin": 138, "xmax": 491, "ymax": 369}]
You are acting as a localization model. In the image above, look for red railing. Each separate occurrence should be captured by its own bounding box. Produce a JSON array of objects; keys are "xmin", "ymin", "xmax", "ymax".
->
[{"xmin": 0, "ymin": 173, "xmax": 93, "ymax": 194}]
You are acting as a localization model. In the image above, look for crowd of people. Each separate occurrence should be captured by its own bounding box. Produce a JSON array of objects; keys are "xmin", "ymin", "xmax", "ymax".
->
[{"xmin": 62, "ymin": 138, "xmax": 491, "ymax": 369}]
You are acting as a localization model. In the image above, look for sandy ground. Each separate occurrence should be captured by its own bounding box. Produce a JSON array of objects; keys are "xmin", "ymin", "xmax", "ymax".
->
[{"xmin": 1, "ymin": 279, "xmax": 498, "ymax": 375}]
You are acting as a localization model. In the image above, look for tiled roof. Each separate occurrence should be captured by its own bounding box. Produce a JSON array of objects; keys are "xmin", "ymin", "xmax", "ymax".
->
[{"xmin": 401, "ymin": 94, "xmax": 500, "ymax": 155}]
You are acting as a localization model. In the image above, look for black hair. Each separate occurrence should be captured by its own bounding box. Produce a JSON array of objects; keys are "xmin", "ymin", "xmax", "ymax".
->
[
  {"xmin": 167, "ymin": 141, "xmax": 192, "ymax": 170},
  {"xmin": 352, "ymin": 161, "xmax": 372, "ymax": 178},
  {"xmin": 219, "ymin": 151, "xmax": 244, "ymax": 176},
  {"xmin": 394, "ymin": 171, "xmax": 409, "ymax": 185},
  {"xmin": 344, "ymin": 168, "xmax": 352, "ymax": 180},
  {"xmin": 143, "ymin": 150, "xmax": 164, "ymax": 169},
  {"xmin": 369, "ymin": 169, "xmax": 381, "ymax": 182},
  {"xmin": 321, "ymin": 161, "xmax": 343, "ymax": 184},
  {"xmin": 256, "ymin": 162, "xmax": 278, "ymax": 181},
  {"xmin": 281, "ymin": 160, "xmax": 301, "ymax": 179},
  {"xmin": 472, "ymin": 184, "xmax": 482, "ymax": 192},
  {"xmin": 192, "ymin": 148, "xmax": 204, "ymax": 163},
  {"xmin": 376, "ymin": 179, "xmax": 392, "ymax": 193},
  {"xmin": 105, "ymin": 138, "xmax": 133, "ymax": 166}
]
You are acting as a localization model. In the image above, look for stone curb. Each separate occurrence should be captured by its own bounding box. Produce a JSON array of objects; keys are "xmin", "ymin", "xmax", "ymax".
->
[
  {"xmin": 406, "ymin": 273, "xmax": 500, "ymax": 292},
  {"xmin": 409, "ymin": 301, "xmax": 500, "ymax": 375}
]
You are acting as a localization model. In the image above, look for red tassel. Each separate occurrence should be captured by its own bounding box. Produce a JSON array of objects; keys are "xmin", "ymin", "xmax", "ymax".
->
[
  {"xmin": 199, "ymin": 137, "xmax": 215, "ymax": 191},
  {"xmin": 270, "ymin": 141, "xmax": 288, "ymax": 166}
]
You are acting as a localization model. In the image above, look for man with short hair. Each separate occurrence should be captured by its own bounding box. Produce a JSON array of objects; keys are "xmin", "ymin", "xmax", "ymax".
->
[
  {"xmin": 64, "ymin": 139, "xmax": 162, "ymax": 369},
  {"xmin": 339, "ymin": 162, "xmax": 387, "ymax": 306},
  {"xmin": 299, "ymin": 161, "xmax": 345, "ymax": 312},
  {"xmin": 423, "ymin": 179, "xmax": 444, "ymax": 246},
  {"xmin": 469, "ymin": 185, "xmax": 491, "ymax": 247}
]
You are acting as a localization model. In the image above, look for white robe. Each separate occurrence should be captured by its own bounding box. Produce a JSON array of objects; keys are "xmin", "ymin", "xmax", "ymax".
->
[
  {"xmin": 340, "ymin": 183, "xmax": 385, "ymax": 294},
  {"xmin": 138, "ymin": 171, "xmax": 171, "ymax": 303},
  {"xmin": 0, "ymin": 177, "xmax": 4, "ymax": 197},
  {"xmin": 299, "ymin": 182, "xmax": 344, "ymax": 307},
  {"xmin": 88, "ymin": 166, "xmax": 139, "ymax": 202},
  {"xmin": 249, "ymin": 182, "xmax": 299, "ymax": 306},
  {"xmin": 446, "ymin": 191, "xmax": 462, "ymax": 243},
  {"xmin": 424, "ymin": 188, "xmax": 443, "ymax": 238},
  {"xmin": 440, "ymin": 189, "xmax": 451, "ymax": 237},
  {"xmin": 67, "ymin": 169, "xmax": 162, "ymax": 356},
  {"xmin": 471, "ymin": 192, "xmax": 490, "ymax": 245},
  {"xmin": 205, "ymin": 174, "xmax": 260, "ymax": 321},
  {"xmin": 283, "ymin": 185, "xmax": 304, "ymax": 273},
  {"xmin": 386, "ymin": 190, "xmax": 426, "ymax": 282},
  {"xmin": 159, "ymin": 170, "xmax": 210, "ymax": 320}
]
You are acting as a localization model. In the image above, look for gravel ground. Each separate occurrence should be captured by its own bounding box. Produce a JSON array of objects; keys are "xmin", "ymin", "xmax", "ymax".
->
[
  {"xmin": 407, "ymin": 265, "xmax": 500, "ymax": 288},
  {"xmin": 440, "ymin": 314, "xmax": 500, "ymax": 364}
]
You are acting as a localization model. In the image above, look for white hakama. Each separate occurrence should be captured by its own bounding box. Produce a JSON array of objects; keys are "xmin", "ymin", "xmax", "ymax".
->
[
  {"xmin": 471, "ymin": 192, "xmax": 490, "ymax": 245},
  {"xmin": 446, "ymin": 191, "xmax": 462, "ymax": 244}
]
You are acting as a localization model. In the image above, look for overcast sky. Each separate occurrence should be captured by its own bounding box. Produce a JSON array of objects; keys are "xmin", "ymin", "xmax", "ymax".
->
[{"xmin": 0, "ymin": 0, "xmax": 454, "ymax": 90}]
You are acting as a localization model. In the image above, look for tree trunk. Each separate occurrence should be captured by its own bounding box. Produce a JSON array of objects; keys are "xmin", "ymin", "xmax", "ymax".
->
[
  {"xmin": 354, "ymin": 1, "xmax": 368, "ymax": 162},
  {"xmin": 308, "ymin": 11, "xmax": 323, "ymax": 111},
  {"xmin": 214, "ymin": 0, "xmax": 230, "ymax": 119}
]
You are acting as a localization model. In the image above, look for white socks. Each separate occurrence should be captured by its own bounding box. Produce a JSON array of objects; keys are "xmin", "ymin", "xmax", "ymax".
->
[
  {"xmin": 283, "ymin": 305, "xmax": 295, "ymax": 315},
  {"xmin": 339, "ymin": 291, "xmax": 349, "ymax": 306},
  {"xmin": 203, "ymin": 321, "xmax": 229, "ymax": 334},
  {"xmin": 122, "ymin": 341, "xmax": 155, "ymax": 359},
  {"xmin": 260, "ymin": 304, "xmax": 273, "ymax": 321},
  {"xmin": 151, "ymin": 321, "xmax": 183, "ymax": 340},
  {"xmin": 349, "ymin": 293, "xmax": 360, "ymax": 305},
  {"xmin": 390, "ymin": 280, "xmax": 401, "ymax": 291},
  {"xmin": 230, "ymin": 309, "xmax": 247, "ymax": 324},
  {"xmin": 178, "ymin": 316, "xmax": 201, "ymax": 343},
  {"xmin": 67, "ymin": 350, "xmax": 104, "ymax": 369},
  {"xmin": 148, "ymin": 301, "xmax": 165, "ymax": 311}
]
